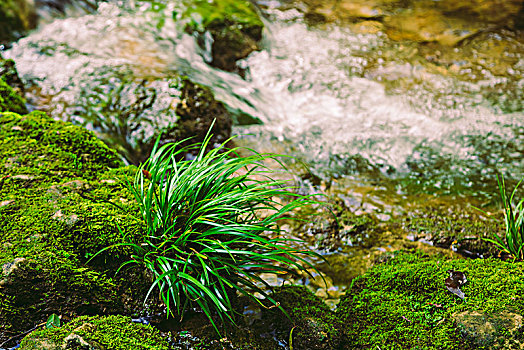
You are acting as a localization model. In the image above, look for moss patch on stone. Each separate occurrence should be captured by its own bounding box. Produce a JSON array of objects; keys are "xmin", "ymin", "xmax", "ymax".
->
[
  {"xmin": 181, "ymin": 0, "xmax": 264, "ymax": 72},
  {"xmin": 402, "ymin": 202, "xmax": 504, "ymax": 258},
  {"xmin": 19, "ymin": 315, "xmax": 171, "ymax": 350},
  {"xmin": 0, "ymin": 55, "xmax": 25, "ymax": 94},
  {"xmin": 0, "ymin": 78, "xmax": 27, "ymax": 114},
  {"xmin": 337, "ymin": 250, "xmax": 524, "ymax": 349},
  {"xmin": 0, "ymin": 112, "xmax": 151, "ymax": 339},
  {"xmin": 263, "ymin": 285, "xmax": 341, "ymax": 350}
]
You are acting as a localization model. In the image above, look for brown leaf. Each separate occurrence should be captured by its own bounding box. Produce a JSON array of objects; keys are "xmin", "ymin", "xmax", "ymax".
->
[
  {"xmin": 142, "ymin": 169, "xmax": 152, "ymax": 180},
  {"xmin": 445, "ymin": 269, "xmax": 467, "ymax": 299}
]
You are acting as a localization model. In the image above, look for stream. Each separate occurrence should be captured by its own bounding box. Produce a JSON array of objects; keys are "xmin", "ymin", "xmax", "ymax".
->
[{"xmin": 2, "ymin": 0, "xmax": 523, "ymax": 306}]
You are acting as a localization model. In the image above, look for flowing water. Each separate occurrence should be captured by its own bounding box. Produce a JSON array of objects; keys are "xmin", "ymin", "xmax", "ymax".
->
[{"xmin": 3, "ymin": 0, "xmax": 523, "ymax": 301}]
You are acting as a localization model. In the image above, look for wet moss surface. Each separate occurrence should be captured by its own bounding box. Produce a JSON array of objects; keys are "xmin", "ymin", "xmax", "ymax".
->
[
  {"xmin": 0, "ymin": 78, "xmax": 27, "ymax": 114},
  {"xmin": 337, "ymin": 250, "xmax": 524, "ymax": 349},
  {"xmin": 19, "ymin": 315, "xmax": 171, "ymax": 350},
  {"xmin": 267, "ymin": 285, "xmax": 342, "ymax": 350},
  {"xmin": 402, "ymin": 201, "xmax": 506, "ymax": 259},
  {"xmin": 182, "ymin": 0, "xmax": 264, "ymax": 72}
]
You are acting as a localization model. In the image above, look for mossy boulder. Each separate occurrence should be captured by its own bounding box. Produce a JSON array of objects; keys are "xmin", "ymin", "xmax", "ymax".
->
[
  {"xmin": 0, "ymin": 0, "xmax": 37, "ymax": 45},
  {"xmin": 181, "ymin": 0, "xmax": 264, "ymax": 73},
  {"xmin": 19, "ymin": 315, "xmax": 171, "ymax": 350},
  {"xmin": 0, "ymin": 111, "xmax": 153, "ymax": 343},
  {"xmin": 337, "ymin": 251, "xmax": 524, "ymax": 349},
  {"xmin": 262, "ymin": 285, "xmax": 342, "ymax": 350}
]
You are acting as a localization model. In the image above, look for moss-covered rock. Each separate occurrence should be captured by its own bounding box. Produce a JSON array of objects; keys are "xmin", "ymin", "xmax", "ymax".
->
[
  {"xmin": 261, "ymin": 285, "xmax": 341, "ymax": 350},
  {"xmin": 19, "ymin": 315, "xmax": 171, "ymax": 350},
  {"xmin": 0, "ymin": 112, "xmax": 153, "ymax": 343},
  {"xmin": 402, "ymin": 202, "xmax": 504, "ymax": 259},
  {"xmin": 0, "ymin": 78, "xmax": 27, "ymax": 114},
  {"xmin": 0, "ymin": 54, "xmax": 27, "ymax": 113},
  {"xmin": 0, "ymin": 55, "xmax": 25, "ymax": 95},
  {"xmin": 167, "ymin": 308, "xmax": 281, "ymax": 350},
  {"xmin": 0, "ymin": 0, "xmax": 37, "ymax": 45},
  {"xmin": 337, "ymin": 251, "xmax": 524, "ymax": 349},
  {"xmin": 181, "ymin": 0, "xmax": 264, "ymax": 73}
]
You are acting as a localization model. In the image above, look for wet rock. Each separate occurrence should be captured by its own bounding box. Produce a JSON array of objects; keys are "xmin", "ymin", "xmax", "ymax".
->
[
  {"xmin": 0, "ymin": 78, "xmax": 27, "ymax": 114},
  {"xmin": 0, "ymin": 56, "xmax": 25, "ymax": 95},
  {"xmin": 298, "ymin": 0, "xmax": 385, "ymax": 22},
  {"xmin": 264, "ymin": 285, "xmax": 342, "ymax": 350},
  {"xmin": 383, "ymin": 8, "xmax": 485, "ymax": 46},
  {"xmin": 350, "ymin": 20, "xmax": 384, "ymax": 34},
  {"xmin": 434, "ymin": 0, "xmax": 524, "ymax": 25},
  {"xmin": 289, "ymin": 0, "xmax": 523, "ymax": 43},
  {"xmin": 52, "ymin": 66, "xmax": 231, "ymax": 164},
  {"xmin": 182, "ymin": 0, "xmax": 264, "ymax": 73},
  {"xmin": 0, "ymin": 257, "xmax": 26, "ymax": 285},
  {"xmin": 336, "ymin": 0, "xmax": 384, "ymax": 18},
  {"xmin": 0, "ymin": 0, "xmax": 37, "ymax": 45},
  {"xmin": 454, "ymin": 309, "xmax": 524, "ymax": 349}
]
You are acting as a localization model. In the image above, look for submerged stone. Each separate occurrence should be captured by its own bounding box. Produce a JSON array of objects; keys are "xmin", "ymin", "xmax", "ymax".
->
[
  {"xmin": 383, "ymin": 8, "xmax": 485, "ymax": 46},
  {"xmin": 285, "ymin": 0, "xmax": 523, "ymax": 45}
]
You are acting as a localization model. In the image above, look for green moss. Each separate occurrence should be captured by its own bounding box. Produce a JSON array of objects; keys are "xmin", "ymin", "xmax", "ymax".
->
[
  {"xmin": 266, "ymin": 285, "xmax": 341, "ymax": 350},
  {"xmin": 337, "ymin": 251, "xmax": 524, "ymax": 349},
  {"xmin": 0, "ymin": 112, "xmax": 151, "ymax": 337},
  {"xmin": 0, "ymin": 56, "xmax": 25, "ymax": 93},
  {"xmin": 0, "ymin": 79, "xmax": 27, "ymax": 114},
  {"xmin": 182, "ymin": 0, "xmax": 262, "ymax": 30},
  {"xmin": 19, "ymin": 315, "xmax": 171, "ymax": 350},
  {"xmin": 402, "ymin": 203, "xmax": 504, "ymax": 258},
  {"xmin": 180, "ymin": 0, "xmax": 263, "ymax": 72}
]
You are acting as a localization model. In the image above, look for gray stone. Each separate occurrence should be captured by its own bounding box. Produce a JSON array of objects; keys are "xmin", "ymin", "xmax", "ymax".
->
[
  {"xmin": 0, "ymin": 257, "xmax": 26, "ymax": 286},
  {"xmin": 453, "ymin": 309, "xmax": 524, "ymax": 349}
]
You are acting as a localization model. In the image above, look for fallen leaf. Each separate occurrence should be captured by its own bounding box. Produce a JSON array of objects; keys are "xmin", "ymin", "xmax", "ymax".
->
[{"xmin": 445, "ymin": 269, "xmax": 467, "ymax": 299}]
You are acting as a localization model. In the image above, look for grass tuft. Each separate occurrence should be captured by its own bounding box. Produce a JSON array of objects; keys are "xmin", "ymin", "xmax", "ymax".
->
[
  {"xmin": 103, "ymin": 130, "xmax": 322, "ymax": 333},
  {"xmin": 484, "ymin": 175, "xmax": 524, "ymax": 261}
]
